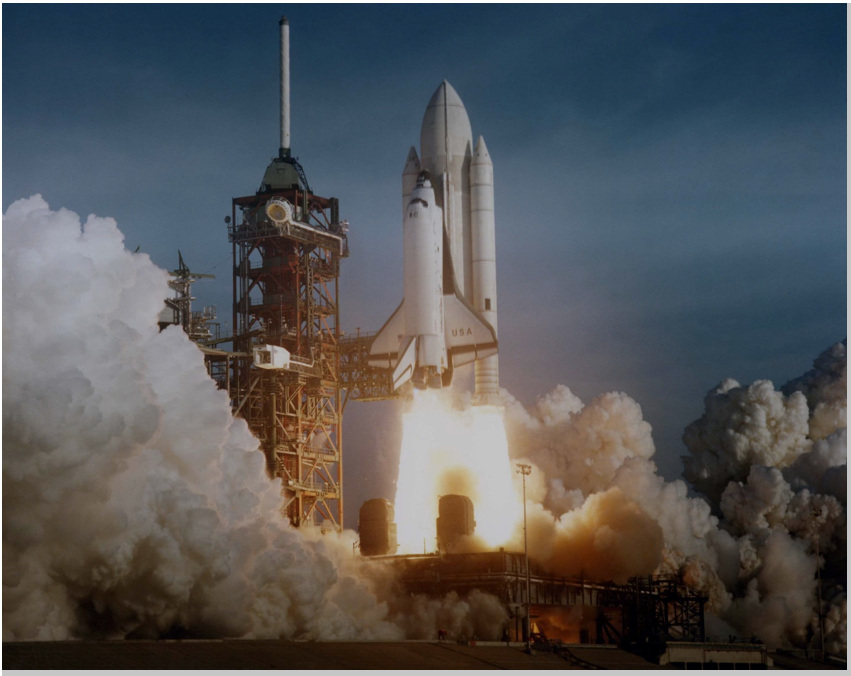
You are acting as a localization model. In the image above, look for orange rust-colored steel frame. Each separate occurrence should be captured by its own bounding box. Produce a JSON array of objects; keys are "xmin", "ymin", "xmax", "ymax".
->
[{"xmin": 229, "ymin": 188, "xmax": 346, "ymax": 529}]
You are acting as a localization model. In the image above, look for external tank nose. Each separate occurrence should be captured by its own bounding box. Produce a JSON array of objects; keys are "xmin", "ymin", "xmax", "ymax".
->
[{"xmin": 420, "ymin": 80, "xmax": 473, "ymax": 173}]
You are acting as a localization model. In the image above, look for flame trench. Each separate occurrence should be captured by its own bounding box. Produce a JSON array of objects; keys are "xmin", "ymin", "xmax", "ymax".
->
[{"xmin": 393, "ymin": 391, "xmax": 522, "ymax": 553}]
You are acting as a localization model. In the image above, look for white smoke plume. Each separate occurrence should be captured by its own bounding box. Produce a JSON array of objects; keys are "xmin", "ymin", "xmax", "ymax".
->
[
  {"xmin": 784, "ymin": 429, "xmax": 847, "ymax": 505},
  {"xmin": 503, "ymin": 338, "xmax": 846, "ymax": 653},
  {"xmin": 504, "ymin": 388, "xmax": 655, "ymax": 501},
  {"xmin": 681, "ymin": 348, "xmax": 846, "ymax": 651},
  {"xmin": 724, "ymin": 531, "xmax": 818, "ymax": 648},
  {"xmin": 389, "ymin": 590, "xmax": 509, "ymax": 640},
  {"xmin": 2, "ymin": 197, "xmax": 500, "ymax": 642},
  {"xmin": 783, "ymin": 342, "xmax": 847, "ymax": 441},
  {"xmin": 682, "ymin": 380, "xmax": 812, "ymax": 504},
  {"xmin": 721, "ymin": 465, "xmax": 845, "ymax": 547}
]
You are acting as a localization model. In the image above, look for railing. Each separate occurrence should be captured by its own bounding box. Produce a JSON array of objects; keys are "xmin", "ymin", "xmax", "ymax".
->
[
  {"xmin": 301, "ymin": 446, "xmax": 339, "ymax": 461},
  {"xmin": 281, "ymin": 478, "xmax": 339, "ymax": 498},
  {"xmin": 339, "ymin": 330, "xmax": 379, "ymax": 347},
  {"xmin": 229, "ymin": 215, "xmax": 349, "ymax": 257}
]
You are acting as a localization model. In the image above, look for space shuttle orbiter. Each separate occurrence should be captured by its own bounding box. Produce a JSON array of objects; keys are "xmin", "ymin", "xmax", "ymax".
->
[
  {"xmin": 368, "ymin": 173, "xmax": 497, "ymax": 390},
  {"xmin": 369, "ymin": 81, "xmax": 501, "ymax": 403}
]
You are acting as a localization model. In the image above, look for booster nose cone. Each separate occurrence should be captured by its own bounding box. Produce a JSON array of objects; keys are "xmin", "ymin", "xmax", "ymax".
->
[
  {"xmin": 472, "ymin": 135, "xmax": 492, "ymax": 167},
  {"xmin": 403, "ymin": 146, "xmax": 421, "ymax": 177},
  {"xmin": 420, "ymin": 80, "xmax": 473, "ymax": 175}
]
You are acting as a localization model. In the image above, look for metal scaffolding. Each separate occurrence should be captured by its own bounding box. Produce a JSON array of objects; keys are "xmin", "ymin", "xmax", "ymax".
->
[
  {"xmin": 339, "ymin": 330, "xmax": 397, "ymax": 405},
  {"xmin": 159, "ymin": 251, "xmax": 219, "ymax": 342},
  {"xmin": 620, "ymin": 575, "xmax": 707, "ymax": 645},
  {"xmin": 221, "ymin": 187, "xmax": 348, "ymax": 529}
]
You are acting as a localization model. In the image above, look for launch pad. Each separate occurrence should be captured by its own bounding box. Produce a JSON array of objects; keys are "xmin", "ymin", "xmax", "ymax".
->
[{"xmin": 370, "ymin": 550, "xmax": 708, "ymax": 648}]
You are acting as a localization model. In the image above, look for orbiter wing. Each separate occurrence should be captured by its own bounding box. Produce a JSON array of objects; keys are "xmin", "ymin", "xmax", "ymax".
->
[{"xmin": 443, "ymin": 292, "xmax": 498, "ymax": 368}]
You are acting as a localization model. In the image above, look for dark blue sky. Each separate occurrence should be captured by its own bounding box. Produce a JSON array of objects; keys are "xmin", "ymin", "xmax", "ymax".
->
[{"xmin": 4, "ymin": 4, "xmax": 846, "ymax": 527}]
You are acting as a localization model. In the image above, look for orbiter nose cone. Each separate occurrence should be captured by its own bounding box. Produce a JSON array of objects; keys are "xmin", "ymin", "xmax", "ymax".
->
[{"xmin": 420, "ymin": 80, "xmax": 473, "ymax": 171}]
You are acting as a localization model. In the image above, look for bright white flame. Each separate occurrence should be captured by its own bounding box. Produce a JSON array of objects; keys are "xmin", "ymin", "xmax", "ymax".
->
[
  {"xmin": 393, "ymin": 390, "xmax": 523, "ymax": 553},
  {"xmin": 467, "ymin": 405, "xmax": 521, "ymax": 544}
]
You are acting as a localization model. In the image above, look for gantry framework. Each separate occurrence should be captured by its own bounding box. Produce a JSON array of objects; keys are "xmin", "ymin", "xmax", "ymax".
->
[
  {"xmin": 339, "ymin": 330, "xmax": 397, "ymax": 405},
  {"xmin": 159, "ymin": 251, "xmax": 219, "ymax": 341},
  {"xmin": 222, "ymin": 187, "xmax": 348, "ymax": 528},
  {"xmin": 620, "ymin": 575, "xmax": 706, "ymax": 645}
]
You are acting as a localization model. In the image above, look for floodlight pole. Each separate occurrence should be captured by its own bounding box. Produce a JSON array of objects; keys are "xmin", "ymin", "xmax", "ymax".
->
[{"xmin": 517, "ymin": 463, "xmax": 532, "ymax": 651}]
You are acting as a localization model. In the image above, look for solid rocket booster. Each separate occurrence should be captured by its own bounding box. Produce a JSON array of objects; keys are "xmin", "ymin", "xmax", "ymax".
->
[
  {"xmin": 470, "ymin": 136, "xmax": 499, "ymax": 403},
  {"xmin": 369, "ymin": 81, "xmax": 500, "ymax": 400}
]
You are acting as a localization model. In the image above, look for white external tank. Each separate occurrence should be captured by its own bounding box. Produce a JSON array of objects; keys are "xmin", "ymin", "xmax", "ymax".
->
[
  {"xmin": 420, "ymin": 81, "xmax": 474, "ymax": 300},
  {"xmin": 470, "ymin": 136, "xmax": 499, "ymax": 403}
]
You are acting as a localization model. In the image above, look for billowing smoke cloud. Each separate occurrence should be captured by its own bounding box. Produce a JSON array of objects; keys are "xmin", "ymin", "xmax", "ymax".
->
[
  {"xmin": 784, "ymin": 429, "xmax": 847, "ymax": 505},
  {"xmin": 682, "ymin": 380, "xmax": 812, "ymax": 504},
  {"xmin": 528, "ymin": 488, "xmax": 664, "ymax": 584},
  {"xmin": 2, "ymin": 197, "xmax": 501, "ymax": 642},
  {"xmin": 389, "ymin": 590, "xmax": 509, "ymax": 640},
  {"xmin": 505, "ymin": 389, "xmax": 655, "ymax": 506},
  {"xmin": 783, "ymin": 342, "xmax": 847, "ymax": 441},
  {"xmin": 503, "ymin": 340, "xmax": 846, "ymax": 653}
]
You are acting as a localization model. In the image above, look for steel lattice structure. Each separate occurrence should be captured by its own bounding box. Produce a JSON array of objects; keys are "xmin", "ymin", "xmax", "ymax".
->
[
  {"xmin": 620, "ymin": 575, "xmax": 707, "ymax": 644},
  {"xmin": 227, "ymin": 188, "xmax": 348, "ymax": 528},
  {"xmin": 339, "ymin": 331, "xmax": 398, "ymax": 404}
]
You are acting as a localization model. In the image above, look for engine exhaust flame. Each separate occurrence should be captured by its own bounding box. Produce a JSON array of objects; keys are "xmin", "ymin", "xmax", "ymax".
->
[{"xmin": 393, "ymin": 390, "xmax": 522, "ymax": 553}]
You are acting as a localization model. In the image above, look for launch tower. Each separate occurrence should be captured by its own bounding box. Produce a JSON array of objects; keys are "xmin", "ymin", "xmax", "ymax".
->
[{"xmin": 226, "ymin": 17, "xmax": 349, "ymax": 528}]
